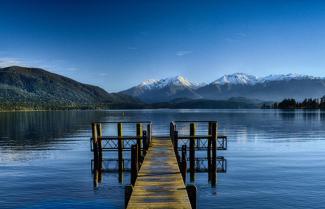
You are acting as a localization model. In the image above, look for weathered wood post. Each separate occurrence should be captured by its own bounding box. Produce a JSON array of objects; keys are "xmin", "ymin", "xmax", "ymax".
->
[
  {"xmin": 186, "ymin": 184, "xmax": 197, "ymax": 209},
  {"xmin": 93, "ymin": 169, "xmax": 99, "ymax": 188},
  {"xmin": 211, "ymin": 121, "xmax": 217, "ymax": 187},
  {"xmin": 170, "ymin": 122, "xmax": 175, "ymax": 138},
  {"xmin": 181, "ymin": 145, "xmax": 187, "ymax": 184},
  {"xmin": 118, "ymin": 122, "xmax": 124, "ymax": 183},
  {"xmin": 189, "ymin": 123, "xmax": 196, "ymax": 181},
  {"xmin": 208, "ymin": 121, "xmax": 212, "ymax": 181},
  {"xmin": 142, "ymin": 130, "xmax": 147, "ymax": 156},
  {"xmin": 147, "ymin": 123, "xmax": 152, "ymax": 146},
  {"xmin": 131, "ymin": 144, "xmax": 138, "ymax": 186},
  {"xmin": 91, "ymin": 123, "xmax": 99, "ymax": 169},
  {"xmin": 96, "ymin": 123, "xmax": 103, "ymax": 179},
  {"xmin": 136, "ymin": 123, "xmax": 143, "ymax": 165},
  {"xmin": 125, "ymin": 185, "xmax": 133, "ymax": 209},
  {"xmin": 173, "ymin": 130, "xmax": 180, "ymax": 164}
]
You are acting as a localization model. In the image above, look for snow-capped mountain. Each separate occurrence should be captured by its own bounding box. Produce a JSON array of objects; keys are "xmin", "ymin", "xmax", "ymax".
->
[
  {"xmin": 211, "ymin": 73, "xmax": 317, "ymax": 85},
  {"xmin": 138, "ymin": 76, "xmax": 196, "ymax": 90},
  {"xmin": 120, "ymin": 73, "xmax": 325, "ymax": 102},
  {"xmin": 120, "ymin": 76, "xmax": 201, "ymax": 103},
  {"xmin": 212, "ymin": 73, "xmax": 259, "ymax": 85},
  {"xmin": 260, "ymin": 73, "xmax": 317, "ymax": 82}
]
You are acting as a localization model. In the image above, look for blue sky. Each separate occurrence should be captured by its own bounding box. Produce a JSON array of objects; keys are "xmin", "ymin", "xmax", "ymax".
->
[{"xmin": 1, "ymin": 0, "xmax": 325, "ymax": 91}]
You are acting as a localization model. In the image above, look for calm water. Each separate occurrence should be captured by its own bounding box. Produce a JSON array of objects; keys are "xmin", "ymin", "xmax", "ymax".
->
[{"xmin": 0, "ymin": 109, "xmax": 325, "ymax": 209}]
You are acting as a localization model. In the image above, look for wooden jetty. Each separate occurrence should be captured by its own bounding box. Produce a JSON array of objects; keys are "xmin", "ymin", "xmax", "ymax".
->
[
  {"xmin": 126, "ymin": 137, "xmax": 192, "ymax": 209},
  {"xmin": 90, "ymin": 121, "xmax": 228, "ymax": 209}
]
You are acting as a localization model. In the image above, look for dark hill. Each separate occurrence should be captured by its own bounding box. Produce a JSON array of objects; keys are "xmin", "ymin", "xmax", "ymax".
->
[{"xmin": 0, "ymin": 66, "xmax": 141, "ymax": 110}]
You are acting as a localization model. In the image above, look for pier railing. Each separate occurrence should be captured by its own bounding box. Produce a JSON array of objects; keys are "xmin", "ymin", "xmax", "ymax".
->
[
  {"xmin": 90, "ymin": 121, "xmax": 152, "ymax": 185},
  {"xmin": 170, "ymin": 121, "xmax": 227, "ymax": 186},
  {"xmin": 90, "ymin": 120, "xmax": 227, "ymax": 189},
  {"xmin": 90, "ymin": 120, "xmax": 229, "ymax": 209}
]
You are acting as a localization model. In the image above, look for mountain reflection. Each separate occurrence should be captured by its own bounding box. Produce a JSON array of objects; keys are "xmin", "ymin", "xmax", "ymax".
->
[{"xmin": 0, "ymin": 111, "xmax": 108, "ymax": 150}]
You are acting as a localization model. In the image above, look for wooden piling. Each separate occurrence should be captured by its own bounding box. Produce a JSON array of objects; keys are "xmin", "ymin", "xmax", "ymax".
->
[
  {"xmin": 131, "ymin": 144, "xmax": 138, "ymax": 186},
  {"xmin": 118, "ymin": 123, "xmax": 124, "ymax": 182},
  {"xmin": 125, "ymin": 185, "xmax": 133, "ymax": 209},
  {"xmin": 142, "ymin": 130, "xmax": 147, "ymax": 156},
  {"xmin": 174, "ymin": 131, "xmax": 179, "ymax": 162},
  {"xmin": 136, "ymin": 123, "xmax": 143, "ymax": 165},
  {"xmin": 147, "ymin": 124, "xmax": 151, "ymax": 145},
  {"xmin": 186, "ymin": 184, "xmax": 197, "ymax": 209},
  {"xmin": 170, "ymin": 122, "xmax": 175, "ymax": 138},
  {"xmin": 211, "ymin": 122, "xmax": 217, "ymax": 187},
  {"xmin": 189, "ymin": 123, "xmax": 196, "ymax": 181},
  {"xmin": 93, "ymin": 169, "xmax": 99, "ymax": 188},
  {"xmin": 181, "ymin": 145, "xmax": 187, "ymax": 184},
  {"xmin": 91, "ymin": 123, "xmax": 99, "ymax": 169},
  {"xmin": 208, "ymin": 121, "xmax": 212, "ymax": 181},
  {"xmin": 96, "ymin": 123, "xmax": 103, "ymax": 171}
]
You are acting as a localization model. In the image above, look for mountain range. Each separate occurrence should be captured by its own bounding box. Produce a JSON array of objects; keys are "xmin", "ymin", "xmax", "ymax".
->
[
  {"xmin": 1, "ymin": 66, "xmax": 324, "ymax": 110},
  {"xmin": 120, "ymin": 73, "xmax": 325, "ymax": 102}
]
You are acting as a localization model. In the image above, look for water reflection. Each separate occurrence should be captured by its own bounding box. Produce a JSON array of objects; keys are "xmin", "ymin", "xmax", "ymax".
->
[
  {"xmin": 278, "ymin": 110, "xmax": 296, "ymax": 120},
  {"xmin": 0, "ymin": 111, "xmax": 108, "ymax": 150},
  {"xmin": 1, "ymin": 109, "xmax": 325, "ymax": 209}
]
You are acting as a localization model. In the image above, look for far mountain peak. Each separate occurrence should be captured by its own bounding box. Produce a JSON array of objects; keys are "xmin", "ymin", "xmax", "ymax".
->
[
  {"xmin": 137, "ymin": 75, "xmax": 195, "ymax": 89},
  {"xmin": 212, "ymin": 73, "xmax": 258, "ymax": 85}
]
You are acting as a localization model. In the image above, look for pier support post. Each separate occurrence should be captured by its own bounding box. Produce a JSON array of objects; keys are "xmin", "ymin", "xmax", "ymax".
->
[
  {"xmin": 96, "ymin": 123, "xmax": 103, "ymax": 180},
  {"xmin": 147, "ymin": 123, "xmax": 152, "ymax": 146},
  {"xmin": 118, "ymin": 122, "xmax": 124, "ymax": 182},
  {"xmin": 174, "ymin": 131, "xmax": 179, "ymax": 163},
  {"xmin": 181, "ymin": 145, "xmax": 187, "ymax": 184},
  {"xmin": 96, "ymin": 123, "xmax": 103, "ymax": 163},
  {"xmin": 131, "ymin": 144, "xmax": 138, "ymax": 186},
  {"xmin": 142, "ymin": 130, "xmax": 147, "ymax": 156},
  {"xmin": 170, "ymin": 122, "xmax": 176, "ymax": 138},
  {"xmin": 190, "ymin": 123, "xmax": 196, "ymax": 182},
  {"xmin": 93, "ymin": 169, "xmax": 99, "ymax": 188},
  {"xmin": 208, "ymin": 121, "xmax": 212, "ymax": 181},
  {"xmin": 136, "ymin": 123, "xmax": 143, "ymax": 165},
  {"xmin": 186, "ymin": 184, "xmax": 197, "ymax": 209},
  {"xmin": 91, "ymin": 123, "xmax": 99, "ymax": 169},
  {"xmin": 211, "ymin": 122, "xmax": 217, "ymax": 187},
  {"xmin": 125, "ymin": 185, "xmax": 133, "ymax": 209}
]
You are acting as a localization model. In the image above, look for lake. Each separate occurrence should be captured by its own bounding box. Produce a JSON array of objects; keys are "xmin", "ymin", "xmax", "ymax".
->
[{"xmin": 0, "ymin": 109, "xmax": 325, "ymax": 209}]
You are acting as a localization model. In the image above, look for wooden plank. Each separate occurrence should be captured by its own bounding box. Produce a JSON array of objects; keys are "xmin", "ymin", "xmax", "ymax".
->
[{"xmin": 127, "ymin": 137, "xmax": 192, "ymax": 209}]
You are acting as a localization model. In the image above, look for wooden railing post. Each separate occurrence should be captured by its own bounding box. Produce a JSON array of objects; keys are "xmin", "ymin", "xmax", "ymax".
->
[
  {"xmin": 118, "ymin": 122, "xmax": 124, "ymax": 173},
  {"xmin": 147, "ymin": 123, "xmax": 152, "ymax": 146},
  {"xmin": 174, "ymin": 130, "xmax": 179, "ymax": 163},
  {"xmin": 124, "ymin": 185, "xmax": 133, "ymax": 208},
  {"xmin": 91, "ymin": 123, "xmax": 99, "ymax": 169},
  {"xmin": 181, "ymin": 145, "xmax": 187, "ymax": 184},
  {"xmin": 186, "ymin": 184, "xmax": 197, "ymax": 209},
  {"xmin": 96, "ymin": 123, "xmax": 103, "ymax": 159},
  {"xmin": 211, "ymin": 122, "xmax": 217, "ymax": 187},
  {"xmin": 131, "ymin": 144, "xmax": 138, "ymax": 186},
  {"xmin": 170, "ymin": 122, "xmax": 175, "ymax": 138},
  {"xmin": 189, "ymin": 123, "xmax": 196, "ymax": 181},
  {"xmin": 125, "ymin": 185, "xmax": 133, "ymax": 209},
  {"xmin": 136, "ymin": 123, "xmax": 143, "ymax": 165},
  {"xmin": 208, "ymin": 121, "xmax": 212, "ymax": 181},
  {"xmin": 96, "ymin": 123, "xmax": 103, "ymax": 172},
  {"xmin": 142, "ymin": 130, "xmax": 147, "ymax": 156}
]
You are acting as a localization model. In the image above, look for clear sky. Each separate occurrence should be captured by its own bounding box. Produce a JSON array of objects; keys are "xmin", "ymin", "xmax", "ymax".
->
[{"xmin": 1, "ymin": 0, "xmax": 325, "ymax": 91}]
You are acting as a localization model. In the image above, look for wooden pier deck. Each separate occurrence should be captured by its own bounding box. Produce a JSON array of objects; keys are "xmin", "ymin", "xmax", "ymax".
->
[{"xmin": 127, "ymin": 137, "xmax": 192, "ymax": 209}]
